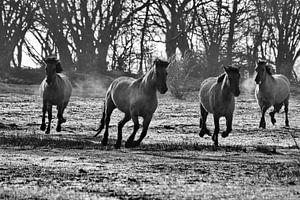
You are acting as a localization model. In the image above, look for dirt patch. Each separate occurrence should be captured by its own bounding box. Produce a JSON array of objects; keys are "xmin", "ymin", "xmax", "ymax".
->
[{"xmin": 0, "ymin": 87, "xmax": 300, "ymax": 199}]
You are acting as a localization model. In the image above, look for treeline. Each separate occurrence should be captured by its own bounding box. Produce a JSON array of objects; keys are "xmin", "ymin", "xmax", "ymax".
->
[{"xmin": 0, "ymin": 0, "xmax": 299, "ymax": 81}]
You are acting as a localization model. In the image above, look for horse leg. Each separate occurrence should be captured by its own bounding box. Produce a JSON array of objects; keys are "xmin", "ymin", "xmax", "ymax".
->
[
  {"xmin": 40, "ymin": 100, "xmax": 47, "ymax": 131},
  {"xmin": 132, "ymin": 114, "xmax": 153, "ymax": 147},
  {"xmin": 46, "ymin": 104, "xmax": 52, "ymax": 134},
  {"xmin": 269, "ymin": 103, "xmax": 282, "ymax": 125},
  {"xmin": 115, "ymin": 113, "xmax": 131, "ymax": 149},
  {"xmin": 259, "ymin": 106, "xmax": 269, "ymax": 129},
  {"xmin": 284, "ymin": 99, "xmax": 289, "ymax": 127},
  {"xmin": 125, "ymin": 114, "xmax": 139, "ymax": 148},
  {"xmin": 56, "ymin": 104, "xmax": 63, "ymax": 132},
  {"xmin": 94, "ymin": 102, "xmax": 106, "ymax": 137},
  {"xmin": 212, "ymin": 115, "xmax": 220, "ymax": 147},
  {"xmin": 61, "ymin": 101, "xmax": 68, "ymax": 123},
  {"xmin": 222, "ymin": 114, "xmax": 232, "ymax": 138},
  {"xmin": 101, "ymin": 98, "xmax": 116, "ymax": 146},
  {"xmin": 199, "ymin": 104, "xmax": 210, "ymax": 137}
]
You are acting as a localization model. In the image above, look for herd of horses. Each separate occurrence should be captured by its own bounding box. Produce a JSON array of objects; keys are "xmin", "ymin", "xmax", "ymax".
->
[{"xmin": 40, "ymin": 56, "xmax": 291, "ymax": 148}]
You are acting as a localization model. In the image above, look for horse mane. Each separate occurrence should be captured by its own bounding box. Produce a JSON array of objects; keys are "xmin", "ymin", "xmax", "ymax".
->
[{"xmin": 217, "ymin": 73, "xmax": 226, "ymax": 83}]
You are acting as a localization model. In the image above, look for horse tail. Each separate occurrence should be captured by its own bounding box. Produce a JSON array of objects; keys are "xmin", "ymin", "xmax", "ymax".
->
[{"xmin": 94, "ymin": 101, "xmax": 106, "ymax": 137}]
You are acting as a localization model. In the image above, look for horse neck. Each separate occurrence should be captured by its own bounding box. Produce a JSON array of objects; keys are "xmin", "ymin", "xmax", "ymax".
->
[
  {"xmin": 140, "ymin": 69, "xmax": 157, "ymax": 95},
  {"xmin": 259, "ymin": 73, "xmax": 274, "ymax": 92}
]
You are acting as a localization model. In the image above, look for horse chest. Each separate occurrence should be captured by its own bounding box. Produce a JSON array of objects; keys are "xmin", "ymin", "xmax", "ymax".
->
[{"xmin": 44, "ymin": 88, "xmax": 64, "ymax": 105}]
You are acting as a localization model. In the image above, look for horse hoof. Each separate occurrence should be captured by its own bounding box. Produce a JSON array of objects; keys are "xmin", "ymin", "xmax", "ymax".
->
[
  {"xmin": 40, "ymin": 124, "xmax": 46, "ymax": 131},
  {"xmin": 45, "ymin": 130, "xmax": 50, "ymax": 134},
  {"xmin": 271, "ymin": 118, "xmax": 276, "ymax": 125},
  {"xmin": 221, "ymin": 131, "xmax": 229, "ymax": 138},
  {"xmin": 199, "ymin": 128, "xmax": 210, "ymax": 137},
  {"xmin": 125, "ymin": 141, "xmax": 133, "ymax": 148},
  {"xmin": 101, "ymin": 139, "xmax": 108, "ymax": 146},
  {"xmin": 114, "ymin": 144, "xmax": 121, "ymax": 149},
  {"xmin": 56, "ymin": 126, "xmax": 61, "ymax": 132},
  {"xmin": 259, "ymin": 122, "xmax": 266, "ymax": 129}
]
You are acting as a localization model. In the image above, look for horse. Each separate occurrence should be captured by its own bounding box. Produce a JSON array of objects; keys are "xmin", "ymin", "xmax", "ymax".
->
[
  {"xmin": 254, "ymin": 60, "xmax": 290, "ymax": 128},
  {"xmin": 199, "ymin": 66, "xmax": 240, "ymax": 146},
  {"xmin": 94, "ymin": 58, "xmax": 169, "ymax": 149},
  {"xmin": 40, "ymin": 56, "xmax": 72, "ymax": 134}
]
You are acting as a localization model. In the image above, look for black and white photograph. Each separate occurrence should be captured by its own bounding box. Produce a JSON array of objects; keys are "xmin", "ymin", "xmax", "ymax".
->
[{"xmin": 0, "ymin": 0, "xmax": 300, "ymax": 199}]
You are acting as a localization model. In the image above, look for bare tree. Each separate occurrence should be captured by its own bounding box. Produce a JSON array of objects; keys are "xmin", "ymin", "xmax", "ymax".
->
[
  {"xmin": 264, "ymin": 0, "xmax": 300, "ymax": 80},
  {"xmin": 0, "ymin": 0, "xmax": 37, "ymax": 71}
]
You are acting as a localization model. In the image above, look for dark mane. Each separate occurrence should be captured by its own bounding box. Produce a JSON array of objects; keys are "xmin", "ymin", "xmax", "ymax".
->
[{"xmin": 217, "ymin": 73, "xmax": 226, "ymax": 83}]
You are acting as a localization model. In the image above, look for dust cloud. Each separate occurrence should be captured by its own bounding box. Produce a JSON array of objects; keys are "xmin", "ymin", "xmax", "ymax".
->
[
  {"xmin": 73, "ymin": 76, "xmax": 108, "ymax": 98},
  {"xmin": 241, "ymin": 74, "xmax": 257, "ymax": 96}
]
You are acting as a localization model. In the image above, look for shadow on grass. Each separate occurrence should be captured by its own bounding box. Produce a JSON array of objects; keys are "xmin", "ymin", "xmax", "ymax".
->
[{"xmin": 0, "ymin": 134, "xmax": 298, "ymax": 154}]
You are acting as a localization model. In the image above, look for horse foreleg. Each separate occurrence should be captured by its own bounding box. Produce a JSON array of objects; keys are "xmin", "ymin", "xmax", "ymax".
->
[
  {"xmin": 222, "ymin": 114, "xmax": 232, "ymax": 138},
  {"xmin": 284, "ymin": 99, "xmax": 289, "ymax": 127},
  {"xmin": 212, "ymin": 115, "xmax": 220, "ymax": 147},
  {"xmin": 199, "ymin": 104, "xmax": 210, "ymax": 137},
  {"xmin": 132, "ymin": 115, "xmax": 153, "ymax": 147},
  {"xmin": 125, "ymin": 114, "xmax": 139, "ymax": 148},
  {"xmin": 115, "ymin": 114, "xmax": 131, "ymax": 149},
  {"xmin": 56, "ymin": 104, "xmax": 64, "ymax": 132},
  {"xmin": 40, "ymin": 100, "xmax": 47, "ymax": 131},
  {"xmin": 259, "ymin": 106, "xmax": 269, "ymax": 129},
  {"xmin": 46, "ymin": 104, "xmax": 52, "ymax": 134}
]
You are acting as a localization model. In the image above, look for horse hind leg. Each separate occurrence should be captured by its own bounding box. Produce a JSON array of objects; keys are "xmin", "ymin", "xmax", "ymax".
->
[
  {"xmin": 269, "ymin": 103, "xmax": 283, "ymax": 125},
  {"xmin": 94, "ymin": 101, "xmax": 106, "ymax": 137},
  {"xmin": 115, "ymin": 113, "xmax": 131, "ymax": 149},
  {"xmin": 101, "ymin": 98, "xmax": 116, "ymax": 146},
  {"xmin": 199, "ymin": 104, "xmax": 210, "ymax": 137}
]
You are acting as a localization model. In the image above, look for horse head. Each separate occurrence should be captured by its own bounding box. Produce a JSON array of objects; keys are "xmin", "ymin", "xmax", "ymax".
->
[
  {"xmin": 224, "ymin": 65, "xmax": 241, "ymax": 97},
  {"xmin": 255, "ymin": 60, "xmax": 272, "ymax": 85},
  {"xmin": 153, "ymin": 58, "xmax": 169, "ymax": 94},
  {"xmin": 44, "ymin": 56, "xmax": 60, "ymax": 85}
]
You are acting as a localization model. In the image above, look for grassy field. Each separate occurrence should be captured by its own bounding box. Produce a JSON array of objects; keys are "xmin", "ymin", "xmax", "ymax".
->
[{"xmin": 0, "ymin": 83, "xmax": 300, "ymax": 199}]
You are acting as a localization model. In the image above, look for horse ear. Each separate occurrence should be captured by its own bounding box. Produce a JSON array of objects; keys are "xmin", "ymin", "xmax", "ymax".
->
[{"xmin": 217, "ymin": 73, "xmax": 226, "ymax": 83}]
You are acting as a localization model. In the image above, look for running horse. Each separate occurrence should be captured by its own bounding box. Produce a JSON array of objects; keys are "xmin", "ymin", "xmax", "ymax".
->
[
  {"xmin": 40, "ymin": 56, "xmax": 72, "ymax": 134},
  {"xmin": 254, "ymin": 60, "xmax": 290, "ymax": 128},
  {"xmin": 199, "ymin": 66, "xmax": 241, "ymax": 146},
  {"xmin": 94, "ymin": 58, "xmax": 169, "ymax": 149}
]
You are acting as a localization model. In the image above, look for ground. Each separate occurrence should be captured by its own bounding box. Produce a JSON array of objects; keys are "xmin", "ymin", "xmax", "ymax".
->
[{"xmin": 0, "ymin": 83, "xmax": 300, "ymax": 200}]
